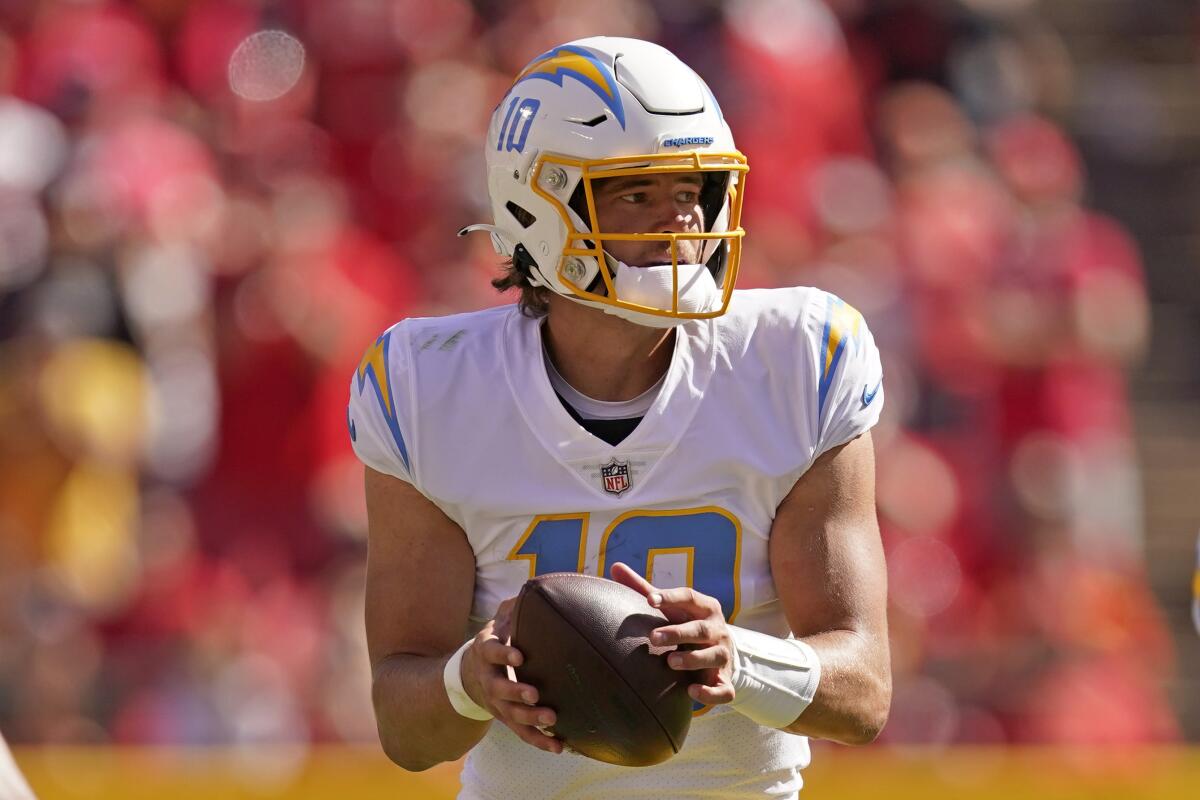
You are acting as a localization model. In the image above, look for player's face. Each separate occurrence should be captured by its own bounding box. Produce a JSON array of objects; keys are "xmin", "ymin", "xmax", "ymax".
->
[{"xmin": 592, "ymin": 172, "xmax": 706, "ymax": 267}]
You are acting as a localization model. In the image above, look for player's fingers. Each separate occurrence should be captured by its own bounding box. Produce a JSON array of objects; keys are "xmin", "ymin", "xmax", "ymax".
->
[
  {"xmin": 493, "ymin": 597, "xmax": 518, "ymax": 639},
  {"xmin": 690, "ymin": 681, "xmax": 735, "ymax": 705},
  {"xmin": 647, "ymin": 586, "xmax": 720, "ymax": 618},
  {"xmin": 476, "ymin": 637, "xmax": 524, "ymax": 668},
  {"xmin": 650, "ymin": 618, "xmax": 717, "ymax": 646},
  {"xmin": 609, "ymin": 562, "xmax": 657, "ymax": 598},
  {"xmin": 503, "ymin": 719, "xmax": 564, "ymax": 754},
  {"xmin": 495, "ymin": 699, "xmax": 557, "ymax": 730},
  {"xmin": 665, "ymin": 644, "xmax": 729, "ymax": 671},
  {"xmin": 488, "ymin": 674, "xmax": 541, "ymax": 705},
  {"xmin": 496, "ymin": 597, "xmax": 518, "ymax": 619}
]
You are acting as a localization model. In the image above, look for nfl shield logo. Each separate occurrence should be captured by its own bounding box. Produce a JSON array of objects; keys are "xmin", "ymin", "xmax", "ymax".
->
[{"xmin": 601, "ymin": 459, "xmax": 632, "ymax": 496}]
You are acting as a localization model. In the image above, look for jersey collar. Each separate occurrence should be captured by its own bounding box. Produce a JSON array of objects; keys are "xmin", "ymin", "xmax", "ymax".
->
[{"xmin": 502, "ymin": 308, "xmax": 718, "ymax": 499}]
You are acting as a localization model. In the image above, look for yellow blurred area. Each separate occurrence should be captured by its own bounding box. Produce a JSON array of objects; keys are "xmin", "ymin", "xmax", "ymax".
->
[
  {"xmin": 13, "ymin": 746, "xmax": 1200, "ymax": 800},
  {"xmin": 39, "ymin": 339, "xmax": 148, "ymax": 465},
  {"xmin": 45, "ymin": 461, "xmax": 141, "ymax": 611}
]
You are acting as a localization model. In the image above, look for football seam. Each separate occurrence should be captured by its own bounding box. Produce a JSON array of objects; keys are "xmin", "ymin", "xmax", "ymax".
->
[{"xmin": 521, "ymin": 584, "xmax": 684, "ymax": 756}]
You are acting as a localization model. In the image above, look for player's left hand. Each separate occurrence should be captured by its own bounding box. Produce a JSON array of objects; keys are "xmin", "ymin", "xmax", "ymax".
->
[{"xmin": 610, "ymin": 562, "xmax": 736, "ymax": 706}]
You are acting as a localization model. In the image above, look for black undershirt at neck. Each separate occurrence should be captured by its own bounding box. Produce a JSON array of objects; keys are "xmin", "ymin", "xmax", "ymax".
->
[{"xmin": 554, "ymin": 391, "xmax": 643, "ymax": 446}]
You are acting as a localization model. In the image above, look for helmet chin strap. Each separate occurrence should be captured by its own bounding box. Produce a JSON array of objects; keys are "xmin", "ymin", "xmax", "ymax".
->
[{"xmin": 594, "ymin": 253, "xmax": 721, "ymax": 328}]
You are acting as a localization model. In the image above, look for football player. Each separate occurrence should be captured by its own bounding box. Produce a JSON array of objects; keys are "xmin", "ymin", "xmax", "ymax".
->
[{"xmin": 349, "ymin": 37, "xmax": 890, "ymax": 798}]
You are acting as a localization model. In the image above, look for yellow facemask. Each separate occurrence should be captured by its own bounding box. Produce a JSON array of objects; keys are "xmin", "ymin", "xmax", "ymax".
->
[{"xmin": 529, "ymin": 150, "xmax": 749, "ymax": 321}]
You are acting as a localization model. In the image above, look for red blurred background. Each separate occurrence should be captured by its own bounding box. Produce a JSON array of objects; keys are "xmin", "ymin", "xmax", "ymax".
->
[{"xmin": 0, "ymin": 0, "xmax": 1197, "ymax": 774}]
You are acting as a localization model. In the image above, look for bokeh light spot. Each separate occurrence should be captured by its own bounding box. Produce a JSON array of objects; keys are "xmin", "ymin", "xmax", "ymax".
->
[{"xmin": 228, "ymin": 30, "xmax": 306, "ymax": 102}]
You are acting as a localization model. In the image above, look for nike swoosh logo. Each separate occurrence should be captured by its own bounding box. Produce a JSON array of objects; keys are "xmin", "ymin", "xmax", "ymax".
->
[{"xmin": 862, "ymin": 380, "xmax": 882, "ymax": 407}]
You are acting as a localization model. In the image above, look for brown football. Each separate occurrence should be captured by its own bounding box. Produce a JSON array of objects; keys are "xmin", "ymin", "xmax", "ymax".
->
[{"xmin": 511, "ymin": 572, "xmax": 694, "ymax": 767}]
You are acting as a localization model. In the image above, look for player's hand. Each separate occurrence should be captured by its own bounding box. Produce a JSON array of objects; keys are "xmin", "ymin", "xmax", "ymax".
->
[
  {"xmin": 610, "ymin": 562, "xmax": 736, "ymax": 706},
  {"xmin": 460, "ymin": 597, "xmax": 563, "ymax": 754}
]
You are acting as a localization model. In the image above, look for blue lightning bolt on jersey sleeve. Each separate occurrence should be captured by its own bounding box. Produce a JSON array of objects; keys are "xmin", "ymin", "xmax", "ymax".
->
[
  {"xmin": 347, "ymin": 323, "xmax": 414, "ymax": 483},
  {"xmin": 1193, "ymin": 531, "xmax": 1200, "ymax": 636},
  {"xmin": 808, "ymin": 291, "xmax": 885, "ymax": 457}
]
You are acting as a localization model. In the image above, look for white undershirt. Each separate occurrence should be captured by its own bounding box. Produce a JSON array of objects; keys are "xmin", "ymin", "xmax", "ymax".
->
[{"xmin": 543, "ymin": 348, "xmax": 664, "ymax": 421}]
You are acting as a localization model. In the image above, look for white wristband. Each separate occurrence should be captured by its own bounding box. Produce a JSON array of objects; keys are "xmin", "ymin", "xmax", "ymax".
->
[
  {"xmin": 727, "ymin": 625, "xmax": 821, "ymax": 729},
  {"xmin": 443, "ymin": 639, "xmax": 493, "ymax": 721}
]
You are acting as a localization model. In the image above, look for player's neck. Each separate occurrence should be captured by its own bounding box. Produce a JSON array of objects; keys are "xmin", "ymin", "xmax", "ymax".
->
[{"xmin": 542, "ymin": 296, "xmax": 675, "ymax": 403}]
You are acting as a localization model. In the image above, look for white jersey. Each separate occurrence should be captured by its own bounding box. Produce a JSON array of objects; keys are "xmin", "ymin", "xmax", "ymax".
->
[
  {"xmin": 348, "ymin": 287, "xmax": 883, "ymax": 800},
  {"xmin": 0, "ymin": 733, "xmax": 36, "ymax": 800}
]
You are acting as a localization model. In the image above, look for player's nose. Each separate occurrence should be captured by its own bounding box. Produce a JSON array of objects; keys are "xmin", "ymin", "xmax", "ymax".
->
[{"xmin": 655, "ymin": 204, "xmax": 696, "ymax": 234}]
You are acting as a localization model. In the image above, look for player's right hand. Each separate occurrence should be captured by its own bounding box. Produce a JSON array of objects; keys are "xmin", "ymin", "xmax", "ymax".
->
[{"xmin": 460, "ymin": 597, "xmax": 563, "ymax": 754}]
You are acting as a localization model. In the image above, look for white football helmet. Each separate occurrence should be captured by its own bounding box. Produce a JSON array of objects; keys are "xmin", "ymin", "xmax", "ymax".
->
[{"xmin": 461, "ymin": 37, "xmax": 748, "ymax": 327}]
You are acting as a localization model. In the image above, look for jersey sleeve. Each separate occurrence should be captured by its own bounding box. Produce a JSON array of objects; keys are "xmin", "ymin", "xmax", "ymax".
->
[
  {"xmin": 1193, "ymin": 531, "xmax": 1200, "ymax": 637},
  {"xmin": 807, "ymin": 291, "xmax": 884, "ymax": 457},
  {"xmin": 347, "ymin": 323, "xmax": 415, "ymax": 484}
]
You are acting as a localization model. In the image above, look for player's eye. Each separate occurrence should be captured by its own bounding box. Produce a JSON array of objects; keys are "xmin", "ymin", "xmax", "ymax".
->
[
  {"xmin": 675, "ymin": 190, "xmax": 699, "ymax": 204},
  {"xmin": 619, "ymin": 192, "xmax": 647, "ymax": 204}
]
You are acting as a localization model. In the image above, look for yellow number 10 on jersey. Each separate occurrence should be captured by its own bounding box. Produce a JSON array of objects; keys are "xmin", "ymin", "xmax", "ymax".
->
[{"xmin": 507, "ymin": 506, "xmax": 742, "ymax": 623}]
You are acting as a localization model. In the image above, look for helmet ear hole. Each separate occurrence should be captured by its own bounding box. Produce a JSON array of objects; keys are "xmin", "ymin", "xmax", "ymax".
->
[
  {"xmin": 506, "ymin": 201, "xmax": 537, "ymax": 229},
  {"xmin": 513, "ymin": 243, "xmax": 540, "ymax": 281}
]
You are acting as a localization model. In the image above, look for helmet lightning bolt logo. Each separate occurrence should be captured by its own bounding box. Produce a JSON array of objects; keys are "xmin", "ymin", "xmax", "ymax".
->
[
  {"xmin": 355, "ymin": 331, "xmax": 410, "ymax": 472},
  {"xmin": 511, "ymin": 45, "xmax": 626, "ymax": 129}
]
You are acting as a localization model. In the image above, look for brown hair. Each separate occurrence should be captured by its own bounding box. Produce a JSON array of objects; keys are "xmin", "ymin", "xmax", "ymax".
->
[{"xmin": 491, "ymin": 257, "xmax": 551, "ymax": 317}]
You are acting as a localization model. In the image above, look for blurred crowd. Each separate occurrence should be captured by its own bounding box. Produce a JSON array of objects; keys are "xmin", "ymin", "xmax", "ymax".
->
[{"xmin": 0, "ymin": 0, "xmax": 1183, "ymax": 767}]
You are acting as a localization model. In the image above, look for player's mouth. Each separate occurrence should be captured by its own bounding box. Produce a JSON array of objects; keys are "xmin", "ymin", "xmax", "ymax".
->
[
  {"xmin": 644, "ymin": 255, "xmax": 703, "ymax": 266},
  {"xmin": 609, "ymin": 246, "xmax": 704, "ymax": 268}
]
